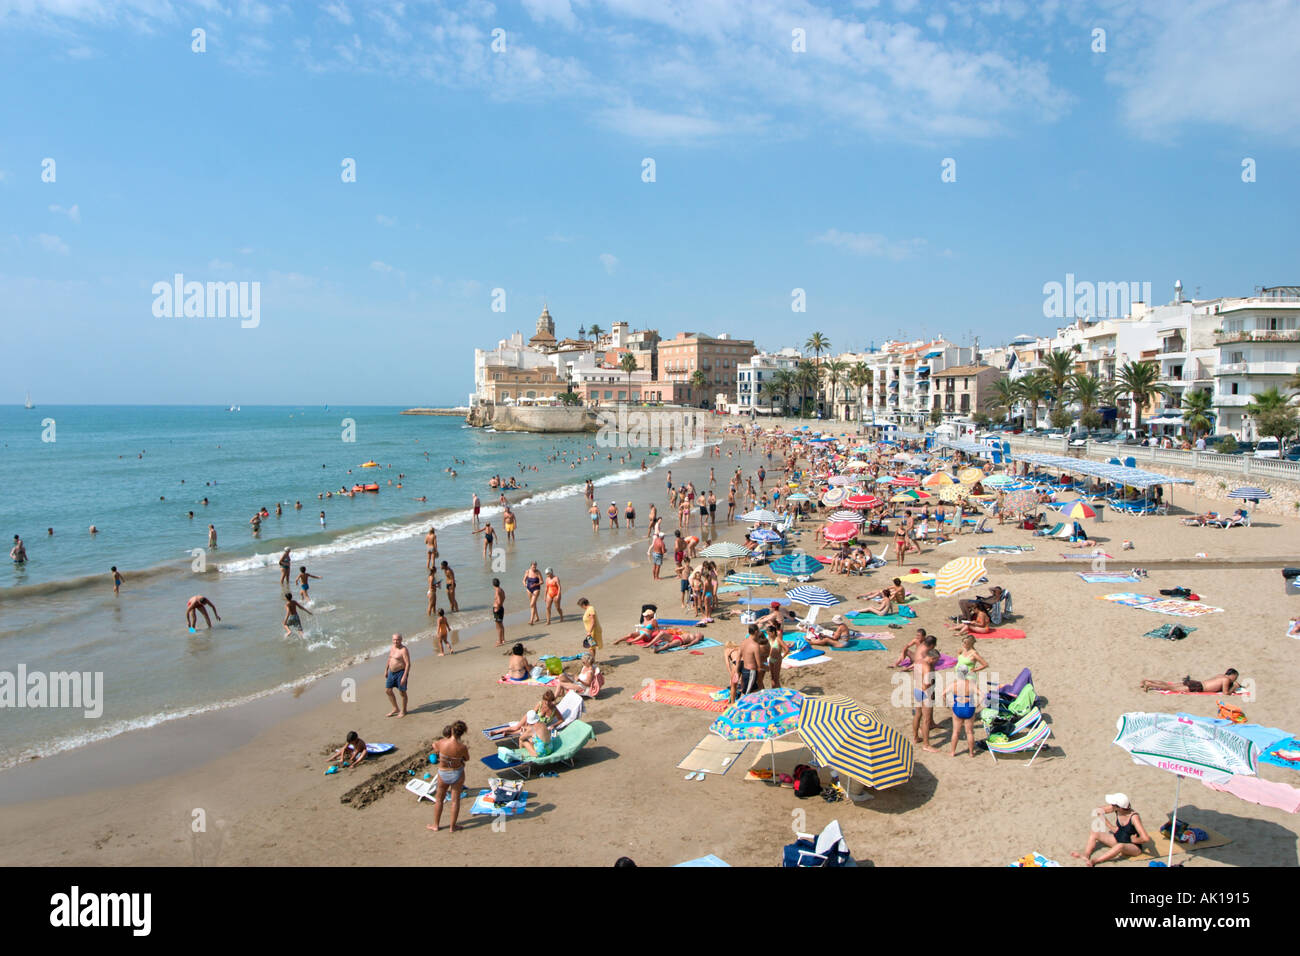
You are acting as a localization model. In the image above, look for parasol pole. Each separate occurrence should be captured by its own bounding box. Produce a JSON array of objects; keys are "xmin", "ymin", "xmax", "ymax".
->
[{"xmin": 1168, "ymin": 775, "xmax": 1182, "ymax": 867}]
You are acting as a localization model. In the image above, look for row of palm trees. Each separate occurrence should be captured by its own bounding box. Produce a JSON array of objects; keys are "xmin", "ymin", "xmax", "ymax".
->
[{"xmin": 754, "ymin": 333, "xmax": 875, "ymax": 419}]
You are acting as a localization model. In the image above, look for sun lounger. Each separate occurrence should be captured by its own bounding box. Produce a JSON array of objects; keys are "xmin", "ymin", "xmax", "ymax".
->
[
  {"xmin": 782, "ymin": 819, "xmax": 852, "ymax": 867},
  {"xmin": 986, "ymin": 720, "xmax": 1052, "ymax": 766},
  {"xmin": 479, "ymin": 719, "xmax": 597, "ymax": 779},
  {"xmin": 1034, "ymin": 522, "xmax": 1065, "ymax": 538}
]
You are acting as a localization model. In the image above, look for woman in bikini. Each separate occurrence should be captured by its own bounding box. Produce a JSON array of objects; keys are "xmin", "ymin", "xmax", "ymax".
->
[
  {"xmin": 503, "ymin": 644, "xmax": 532, "ymax": 682},
  {"xmin": 426, "ymin": 567, "xmax": 439, "ymax": 617},
  {"xmin": 523, "ymin": 561, "xmax": 543, "ymax": 625},
  {"xmin": 440, "ymin": 561, "xmax": 459, "ymax": 612},
  {"xmin": 543, "ymin": 568, "xmax": 563, "ymax": 624},
  {"xmin": 949, "ymin": 606, "xmax": 991, "ymax": 637},
  {"xmin": 552, "ymin": 652, "xmax": 599, "ymax": 697},
  {"xmin": 426, "ymin": 721, "xmax": 469, "ymax": 833}
]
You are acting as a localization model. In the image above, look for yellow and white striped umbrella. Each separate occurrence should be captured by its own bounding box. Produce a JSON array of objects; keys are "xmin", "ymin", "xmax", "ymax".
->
[
  {"xmin": 934, "ymin": 556, "xmax": 987, "ymax": 597},
  {"xmin": 797, "ymin": 696, "xmax": 914, "ymax": 791},
  {"xmin": 958, "ymin": 466, "xmax": 985, "ymax": 485},
  {"xmin": 921, "ymin": 472, "xmax": 954, "ymax": 488}
]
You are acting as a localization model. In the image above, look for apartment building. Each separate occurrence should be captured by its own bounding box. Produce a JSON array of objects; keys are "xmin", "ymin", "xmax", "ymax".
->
[
  {"xmin": 929, "ymin": 364, "xmax": 1001, "ymax": 418},
  {"xmin": 1212, "ymin": 287, "xmax": 1300, "ymax": 437},
  {"xmin": 735, "ymin": 348, "xmax": 801, "ymax": 415},
  {"xmin": 657, "ymin": 332, "xmax": 757, "ymax": 406}
]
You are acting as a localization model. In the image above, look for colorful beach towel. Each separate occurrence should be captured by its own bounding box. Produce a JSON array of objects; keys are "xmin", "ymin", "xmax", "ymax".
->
[
  {"xmin": 1259, "ymin": 737, "xmax": 1300, "ymax": 772},
  {"xmin": 1060, "ymin": 552, "xmax": 1112, "ymax": 561},
  {"xmin": 1099, "ymin": 593, "xmax": 1224, "ymax": 617},
  {"xmin": 658, "ymin": 637, "xmax": 722, "ymax": 653},
  {"xmin": 634, "ymin": 679, "xmax": 730, "ymax": 713},
  {"xmin": 980, "ymin": 545, "xmax": 1035, "ymax": 554},
  {"xmin": 1143, "ymin": 623, "xmax": 1198, "ymax": 640},
  {"xmin": 846, "ymin": 612, "xmax": 916, "ymax": 627},
  {"xmin": 1077, "ymin": 572, "xmax": 1143, "ymax": 584},
  {"xmin": 470, "ymin": 788, "xmax": 530, "ymax": 816},
  {"xmin": 1008, "ymin": 852, "xmax": 1060, "ymax": 867},
  {"xmin": 496, "ymin": 675, "xmax": 555, "ymax": 686}
]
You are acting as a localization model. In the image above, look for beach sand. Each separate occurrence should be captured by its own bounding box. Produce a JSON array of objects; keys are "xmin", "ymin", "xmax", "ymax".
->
[{"xmin": 3, "ymin": 427, "xmax": 1299, "ymax": 868}]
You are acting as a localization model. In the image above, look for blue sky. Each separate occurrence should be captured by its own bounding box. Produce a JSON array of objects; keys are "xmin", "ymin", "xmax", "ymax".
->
[{"xmin": 2, "ymin": 0, "xmax": 1298, "ymax": 405}]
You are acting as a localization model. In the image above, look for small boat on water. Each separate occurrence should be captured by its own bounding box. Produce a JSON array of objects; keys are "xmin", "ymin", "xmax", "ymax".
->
[
  {"xmin": 24, "ymin": 391, "xmax": 34, "ymax": 409},
  {"xmin": 351, "ymin": 483, "xmax": 380, "ymax": 493},
  {"xmin": 360, "ymin": 461, "xmax": 380, "ymax": 468}
]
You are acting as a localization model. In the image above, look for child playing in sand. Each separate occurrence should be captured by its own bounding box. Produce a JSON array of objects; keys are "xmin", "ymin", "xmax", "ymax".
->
[{"xmin": 329, "ymin": 731, "xmax": 367, "ymax": 768}]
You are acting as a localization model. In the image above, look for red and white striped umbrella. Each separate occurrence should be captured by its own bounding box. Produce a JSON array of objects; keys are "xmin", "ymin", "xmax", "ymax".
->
[
  {"xmin": 844, "ymin": 493, "xmax": 881, "ymax": 510},
  {"xmin": 823, "ymin": 521, "xmax": 859, "ymax": 543},
  {"xmin": 890, "ymin": 475, "xmax": 920, "ymax": 487}
]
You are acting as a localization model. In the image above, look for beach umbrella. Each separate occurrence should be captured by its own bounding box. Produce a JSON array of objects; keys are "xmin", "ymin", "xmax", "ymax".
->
[
  {"xmin": 850, "ymin": 446, "xmax": 871, "ymax": 456},
  {"xmin": 749, "ymin": 528, "xmax": 782, "ymax": 543},
  {"xmin": 741, "ymin": 509, "xmax": 779, "ymax": 523},
  {"xmin": 891, "ymin": 475, "xmax": 920, "ymax": 487},
  {"xmin": 710, "ymin": 689, "xmax": 805, "ymax": 741},
  {"xmin": 983, "ymin": 473, "xmax": 1015, "ymax": 488},
  {"xmin": 785, "ymin": 585, "xmax": 841, "ymax": 607},
  {"xmin": 823, "ymin": 521, "xmax": 858, "ymax": 543},
  {"xmin": 844, "ymin": 459, "xmax": 871, "ymax": 471},
  {"xmin": 725, "ymin": 571, "xmax": 775, "ymax": 587},
  {"xmin": 844, "ymin": 493, "xmax": 880, "ymax": 510},
  {"xmin": 1058, "ymin": 500, "xmax": 1097, "ymax": 520},
  {"xmin": 769, "ymin": 554, "xmax": 822, "ymax": 578},
  {"xmin": 959, "ymin": 466, "xmax": 985, "ymax": 485},
  {"xmin": 934, "ymin": 556, "xmax": 987, "ymax": 597},
  {"xmin": 937, "ymin": 483, "xmax": 969, "ymax": 503},
  {"xmin": 1002, "ymin": 489, "xmax": 1038, "ymax": 515},
  {"xmin": 899, "ymin": 571, "xmax": 936, "ymax": 584},
  {"xmin": 891, "ymin": 453, "xmax": 910, "ymax": 462},
  {"xmin": 1113, "ymin": 712, "xmax": 1259, "ymax": 865},
  {"xmin": 921, "ymin": 472, "xmax": 954, "ymax": 488},
  {"xmin": 874, "ymin": 475, "xmax": 894, "ymax": 485},
  {"xmin": 820, "ymin": 486, "xmax": 848, "ymax": 506},
  {"xmin": 700, "ymin": 541, "xmax": 752, "ymax": 560},
  {"xmin": 826, "ymin": 476, "xmax": 854, "ymax": 486},
  {"xmin": 1227, "ymin": 487, "xmax": 1271, "ymax": 511},
  {"xmin": 785, "ymin": 492, "xmax": 811, "ymax": 502},
  {"xmin": 827, "ymin": 509, "xmax": 865, "ymax": 523},
  {"xmin": 797, "ymin": 695, "xmax": 914, "ymax": 791},
  {"xmin": 890, "ymin": 492, "xmax": 919, "ymax": 503}
]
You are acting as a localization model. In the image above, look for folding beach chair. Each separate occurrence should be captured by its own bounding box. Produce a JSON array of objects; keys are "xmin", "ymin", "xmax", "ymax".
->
[
  {"xmin": 987, "ymin": 720, "xmax": 1052, "ymax": 766},
  {"xmin": 405, "ymin": 776, "xmax": 442, "ymax": 803},
  {"xmin": 479, "ymin": 719, "xmax": 597, "ymax": 780},
  {"xmin": 794, "ymin": 606, "xmax": 821, "ymax": 631},
  {"xmin": 782, "ymin": 819, "xmax": 852, "ymax": 868},
  {"xmin": 480, "ymin": 691, "xmax": 585, "ymax": 744},
  {"xmin": 1033, "ymin": 522, "xmax": 1064, "ymax": 538}
]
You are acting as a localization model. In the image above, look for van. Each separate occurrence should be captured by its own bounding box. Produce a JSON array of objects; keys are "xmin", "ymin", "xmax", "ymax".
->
[{"xmin": 1255, "ymin": 437, "xmax": 1281, "ymax": 459}]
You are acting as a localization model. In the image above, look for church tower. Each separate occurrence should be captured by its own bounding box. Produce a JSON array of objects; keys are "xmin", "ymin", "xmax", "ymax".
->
[{"xmin": 528, "ymin": 304, "xmax": 557, "ymax": 349}]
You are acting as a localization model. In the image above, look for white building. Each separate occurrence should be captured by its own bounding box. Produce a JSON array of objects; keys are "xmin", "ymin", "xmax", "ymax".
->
[
  {"xmin": 1211, "ymin": 287, "xmax": 1300, "ymax": 438},
  {"xmin": 735, "ymin": 348, "xmax": 801, "ymax": 415}
]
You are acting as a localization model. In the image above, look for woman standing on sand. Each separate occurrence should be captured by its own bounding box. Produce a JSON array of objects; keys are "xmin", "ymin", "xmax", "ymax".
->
[
  {"xmin": 426, "ymin": 721, "xmax": 469, "ymax": 833},
  {"xmin": 523, "ymin": 561, "xmax": 543, "ymax": 625}
]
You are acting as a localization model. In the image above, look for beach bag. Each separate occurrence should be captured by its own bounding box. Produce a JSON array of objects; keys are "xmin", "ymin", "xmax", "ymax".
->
[
  {"xmin": 530, "ymin": 665, "xmax": 545, "ymax": 680},
  {"xmin": 792, "ymin": 764, "xmax": 822, "ymax": 799},
  {"xmin": 898, "ymin": 604, "xmax": 917, "ymax": 619},
  {"xmin": 545, "ymin": 657, "xmax": 564, "ymax": 676},
  {"xmin": 1217, "ymin": 701, "xmax": 1246, "ymax": 723}
]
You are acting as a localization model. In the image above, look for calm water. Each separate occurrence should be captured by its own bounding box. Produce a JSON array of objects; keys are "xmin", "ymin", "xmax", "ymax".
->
[{"xmin": 0, "ymin": 405, "xmax": 718, "ymax": 769}]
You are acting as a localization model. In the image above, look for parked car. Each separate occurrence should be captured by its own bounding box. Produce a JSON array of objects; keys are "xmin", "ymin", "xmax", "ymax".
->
[{"xmin": 1255, "ymin": 437, "xmax": 1281, "ymax": 459}]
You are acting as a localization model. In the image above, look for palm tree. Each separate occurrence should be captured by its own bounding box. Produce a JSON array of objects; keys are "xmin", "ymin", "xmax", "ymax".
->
[
  {"xmin": 769, "ymin": 369, "xmax": 796, "ymax": 417},
  {"xmin": 1018, "ymin": 371, "xmax": 1050, "ymax": 429},
  {"xmin": 619, "ymin": 351, "xmax": 640, "ymax": 401},
  {"xmin": 1247, "ymin": 386, "xmax": 1299, "ymax": 443},
  {"xmin": 848, "ymin": 362, "xmax": 873, "ymax": 424},
  {"xmin": 1181, "ymin": 388, "xmax": 1214, "ymax": 440},
  {"xmin": 1286, "ymin": 365, "xmax": 1300, "ymax": 398},
  {"xmin": 823, "ymin": 358, "xmax": 847, "ymax": 420},
  {"xmin": 986, "ymin": 376, "xmax": 1020, "ymax": 422},
  {"xmin": 1113, "ymin": 360, "xmax": 1168, "ymax": 434},
  {"xmin": 1067, "ymin": 372, "xmax": 1107, "ymax": 428},
  {"xmin": 1043, "ymin": 350, "xmax": 1076, "ymax": 414},
  {"xmin": 795, "ymin": 360, "xmax": 821, "ymax": 418},
  {"xmin": 805, "ymin": 332, "xmax": 831, "ymax": 365},
  {"xmin": 588, "ymin": 324, "xmax": 604, "ymax": 341}
]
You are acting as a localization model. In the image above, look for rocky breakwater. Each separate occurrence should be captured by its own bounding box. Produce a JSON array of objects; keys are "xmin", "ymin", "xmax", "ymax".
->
[{"xmin": 465, "ymin": 404, "xmax": 599, "ymax": 433}]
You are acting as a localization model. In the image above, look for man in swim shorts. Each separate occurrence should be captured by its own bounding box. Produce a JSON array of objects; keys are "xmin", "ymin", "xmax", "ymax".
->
[
  {"xmin": 1140, "ymin": 669, "xmax": 1238, "ymax": 694},
  {"xmin": 492, "ymin": 578, "xmax": 506, "ymax": 646},
  {"xmin": 385, "ymin": 634, "xmax": 410, "ymax": 717}
]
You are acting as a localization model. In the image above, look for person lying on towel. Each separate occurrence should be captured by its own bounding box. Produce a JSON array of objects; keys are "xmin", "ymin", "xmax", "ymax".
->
[
  {"xmin": 1139, "ymin": 669, "xmax": 1238, "ymax": 694},
  {"xmin": 807, "ymin": 615, "xmax": 858, "ymax": 647}
]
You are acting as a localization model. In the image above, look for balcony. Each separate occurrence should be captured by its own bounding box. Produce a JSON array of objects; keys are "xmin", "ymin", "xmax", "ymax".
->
[
  {"xmin": 1216, "ymin": 329, "xmax": 1300, "ymax": 346},
  {"xmin": 1213, "ymin": 394, "xmax": 1252, "ymax": 407},
  {"xmin": 1215, "ymin": 361, "xmax": 1297, "ymax": 376}
]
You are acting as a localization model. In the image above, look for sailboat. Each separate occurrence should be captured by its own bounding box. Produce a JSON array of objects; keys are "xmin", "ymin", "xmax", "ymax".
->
[{"xmin": 24, "ymin": 391, "xmax": 33, "ymax": 409}]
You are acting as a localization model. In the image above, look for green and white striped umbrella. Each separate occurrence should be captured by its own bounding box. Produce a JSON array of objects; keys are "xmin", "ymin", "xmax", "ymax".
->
[{"xmin": 700, "ymin": 541, "xmax": 752, "ymax": 559}]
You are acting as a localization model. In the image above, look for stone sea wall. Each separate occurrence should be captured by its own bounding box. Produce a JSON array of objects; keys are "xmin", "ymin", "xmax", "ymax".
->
[{"xmin": 464, "ymin": 404, "xmax": 599, "ymax": 433}]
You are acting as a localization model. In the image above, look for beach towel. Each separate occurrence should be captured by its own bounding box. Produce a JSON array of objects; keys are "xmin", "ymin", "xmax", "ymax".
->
[
  {"xmin": 658, "ymin": 637, "xmax": 722, "ymax": 653},
  {"xmin": 496, "ymin": 675, "xmax": 555, "ymax": 686},
  {"xmin": 974, "ymin": 627, "xmax": 1026, "ymax": 640},
  {"xmin": 1077, "ymin": 572, "xmax": 1143, "ymax": 584},
  {"xmin": 677, "ymin": 736, "xmax": 748, "ymax": 776},
  {"xmin": 634, "ymin": 679, "xmax": 730, "ymax": 712},
  {"xmin": 1008, "ymin": 852, "xmax": 1060, "ymax": 867},
  {"xmin": 789, "ymin": 645, "xmax": 826, "ymax": 661},
  {"xmin": 1099, "ymin": 593, "xmax": 1224, "ymax": 617},
  {"xmin": 1143, "ymin": 623, "xmax": 1198, "ymax": 640},
  {"xmin": 1202, "ymin": 775, "xmax": 1300, "ymax": 814},
  {"xmin": 781, "ymin": 650, "xmax": 830, "ymax": 668},
  {"xmin": 470, "ymin": 788, "xmax": 530, "ymax": 816},
  {"xmin": 979, "ymin": 545, "xmax": 1035, "ymax": 554},
  {"xmin": 1060, "ymin": 552, "xmax": 1112, "ymax": 561},
  {"xmin": 1144, "ymin": 817, "xmax": 1234, "ymax": 857},
  {"xmin": 675, "ymin": 854, "xmax": 732, "ymax": 867},
  {"xmin": 846, "ymin": 611, "xmax": 916, "ymax": 627},
  {"xmin": 1259, "ymin": 737, "xmax": 1300, "ymax": 772},
  {"xmin": 656, "ymin": 618, "xmax": 710, "ymax": 627},
  {"xmin": 837, "ymin": 638, "xmax": 887, "ymax": 651}
]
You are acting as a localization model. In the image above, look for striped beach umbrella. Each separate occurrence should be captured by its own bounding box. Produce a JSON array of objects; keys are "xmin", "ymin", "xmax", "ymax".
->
[
  {"xmin": 797, "ymin": 695, "xmax": 914, "ymax": 791},
  {"xmin": 959, "ymin": 466, "xmax": 986, "ymax": 485},
  {"xmin": 1114, "ymin": 712, "xmax": 1259, "ymax": 865},
  {"xmin": 700, "ymin": 541, "xmax": 752, "ymax": 559},
  {"xmin": 826, "ymin": 475, "xmax": 854, "ymax": 486},
  {"xmin": 749, "ymin": 528, "xmax": 782, "ymax": 543},
  {"xmin": 769, "ymin": 553, "xmax": 822, "ymax": 577},
  {"xmin": 741, "ymin": 509, "xmax": 780, "ymax": 523},
  {"xmin": 725, "ymin": 571, "xmax": 775, "ymax": 587},
  {"xmin": 820, "ymin": 486, "xmax": 848, "ymax": 507},
  {"xmin": 1057, "ymin": 500, "xmax": 1097, "ymax": 520},
  {"xmin": 983, "ymin": 473, "xmax": 1016, "ymax": 487},
  {"xmin": 934, "ymin": 556, "xmax": 987, "ymax": 597},
  {"xmin": 786, "ymin": 585, "xmax": 841, "ymax": 607},
  {"xmin": 1227, "ymin": 487, "xmax": 1271, "ymax": 508},
  {"xmin": 709, "ymin": 689, "xmax": 804, "ymax": 741},
  {"xmin": 890, "ymin": 492, "xmax": 919, "ymax": 503},
  {"xmin": 785, "ymin": 492, "xmax": 811, "ymax": 502},
  {"xmin": 827, "ymin": 509, "xmax": 865, "ymax": 523},
  {"xmin": 921, "ymin": 472, "xmax": 954, "ymax": 488},
  {"xmin": 823, "ymin": 521, "xmax": 858, "ymax": 543},
  {"xmin": 890, "ymin": 475, "xmax": 920, "ymax": 487}
]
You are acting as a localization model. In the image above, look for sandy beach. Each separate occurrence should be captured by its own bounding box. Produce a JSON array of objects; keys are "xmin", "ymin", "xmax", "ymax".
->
[{"xmin": 3, "ymin": 423, "xmax": 1298, "ymax": 868}]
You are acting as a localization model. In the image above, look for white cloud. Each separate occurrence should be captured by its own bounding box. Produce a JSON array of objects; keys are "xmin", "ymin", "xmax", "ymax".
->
[
  {"xmin": 323, "ymin": 1, "xmax": 353, "ymax": 27},
  {"xmin": 813, "ymin": 229, "xmax": 926, "ymax": 260},
  {"xmin": 49, "ymin": 203, "xmax": 81, "ymax": 222},
  {"xmin": 37, "ymin": 233, "xmax": 69, "ymax": 255},
  {"xmin": 370, "ymin": 260, "xmax": 395, "ymax": 272},
  {"xmin": 208, "ymin": 258, "xmax": 234, "ymax": 271},
  {"xmin": 523, "ymin": 0, "xmax": 580, "ymax": 30},
  {"xmin": 598, "ymin": 252, "xmax": 619, "ymax": 274},
  {"xmin": 375, "ymin": 213, "xmax": 397, "ymax": 226}
]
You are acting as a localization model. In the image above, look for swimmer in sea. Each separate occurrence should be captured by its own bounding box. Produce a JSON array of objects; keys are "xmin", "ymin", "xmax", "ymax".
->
[
  {"xmin": 283, "ymin": 594, "xmax": 313, "ymax": 636},
  {"xmin": 473, "ymin": 522, "xmax": 496, "ymax": 559},
  {"xmin": 297, "ymin": 566, "xmax": 320, "ymax": 603}
]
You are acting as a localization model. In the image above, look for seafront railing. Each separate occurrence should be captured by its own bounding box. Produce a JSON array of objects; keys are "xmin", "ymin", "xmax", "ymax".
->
[{"xmin": 1002, "ymin": 435, "xmax": 1300, "ymax": 484}]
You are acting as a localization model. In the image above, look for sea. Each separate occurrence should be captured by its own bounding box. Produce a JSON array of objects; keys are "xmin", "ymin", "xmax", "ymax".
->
[{"xmin": 0, "ymin": 405, "xmax": 717, "ymax": 770}]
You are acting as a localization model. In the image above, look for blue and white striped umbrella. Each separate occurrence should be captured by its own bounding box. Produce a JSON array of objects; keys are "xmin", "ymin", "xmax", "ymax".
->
[
  {"xmin": 749, "ymin": 528, "xmax": 782, "ymax": 543},
  {"xmin": 1227, "ymin": 487, "xmax": 1271, "ymax": 502},
  {"xmin": 769, "ymin": 553, "xmax": 822, "ymax": 577},
  {"xmin": 785, "ymin": 585, "xmax": 841, "ymax": 607},
  {"xmin": 741, "ymin": 509, "xmax": 779, "ymax": 523},
  {"xmin": 725, "ymin": 571, "xmax": 776, "ymax": 587}
]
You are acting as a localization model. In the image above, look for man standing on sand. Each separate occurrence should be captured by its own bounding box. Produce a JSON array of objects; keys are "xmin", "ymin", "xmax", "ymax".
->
[
  {"xmin": 648, "ymin": 531, "xmax": 667, "ymax": 580},
  {"xmin": 492, "ymin": 578, "xmax": 506, "ymax": 646},
  {"xmin": 737, "ymin": 625, "xmax": 764, "ymax": 696},
  {"xmin": 911, "ymin": 638, "xmax": 941, "ymax": 753},
  {"xmin": 385, "ymin": 634, "xmax": 411, "ymax": 717},
  {"xmin": 278, "ymin": 547, "xmax": 292, "ymax": 591},
  {"xmin": 578, "ymin": 597, "xmax": 603, "ymax": 651}
]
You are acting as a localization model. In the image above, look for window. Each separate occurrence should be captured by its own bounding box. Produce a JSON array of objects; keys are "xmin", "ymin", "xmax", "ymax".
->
[{"xmin": 604, "ymin": 391, "xmax": 612, "ymax": 400}]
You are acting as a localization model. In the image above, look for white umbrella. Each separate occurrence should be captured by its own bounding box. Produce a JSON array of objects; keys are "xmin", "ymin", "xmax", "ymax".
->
[{"xmin": 1113, "ymin": 712, "xmax": 1259, "ymax": 865}]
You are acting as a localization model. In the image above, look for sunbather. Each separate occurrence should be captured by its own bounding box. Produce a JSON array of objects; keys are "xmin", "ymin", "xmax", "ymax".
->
[
  {"xmin": 859, "ymin": 578, "xmax": 905, "ymax": 604},
  {"xmin": 551, "ymin": 652, "xmax": 600, "ymax": 697},
  {"xmin": 947, "ymin": 606, "xmax": 991, "ymax": 636},
  {"xmin": 1139, "ymin": 669, "xmax": 1238, "ymax": 694},
  {"xmin": 855, "ymin": 592, "xmax": 896, "ymax": 617},
  {"xmin": 651, "ymin": 631, "xmax": 706, "ymax": 653},
  {"xmin": 616, "ymin": 608, "xmax": 661, "ymax": 644},
  {"xmin": 807, "ymin": 614, "xmax": 855, "ymax": 647},
  {"xmin": 502, "ymin": 644, "xmax": 533, "ymax": 681},
  {"xmin": 756, "ymin": 601, "xmax": 798, "ymax": 630},
  {"xmin": 518, "ymin": 709, "xmax": 558, "ymax": 758},
  {"xmin": 1183, "ymin": 512, "xmax": 1220, "ymax": 526},
  {"xmin": 1071, "ymin": 794, "xmax": 1150, "ymax": 866}
]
